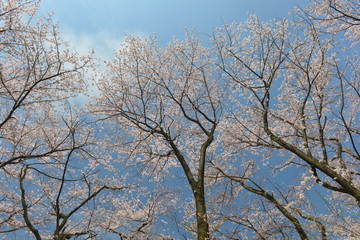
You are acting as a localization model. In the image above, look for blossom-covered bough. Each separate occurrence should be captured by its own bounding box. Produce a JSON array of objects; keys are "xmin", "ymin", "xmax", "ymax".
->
[{"xmin": 304, "ymin": 0, "xmax": 360, "ymax": 45}]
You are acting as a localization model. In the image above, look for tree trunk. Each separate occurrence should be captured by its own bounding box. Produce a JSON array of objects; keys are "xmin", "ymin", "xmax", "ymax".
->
[{"xmin": 194, "ymin": 187, "xmax": 209, "ymax": 240}]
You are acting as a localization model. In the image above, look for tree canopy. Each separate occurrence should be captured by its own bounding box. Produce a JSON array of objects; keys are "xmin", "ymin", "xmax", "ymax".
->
[{"xmin": 1, "ymin": 0, "xmax": 359, "ymax": 239}]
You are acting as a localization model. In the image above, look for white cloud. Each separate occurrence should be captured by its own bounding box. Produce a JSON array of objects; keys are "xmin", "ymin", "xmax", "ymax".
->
[
  {"xmin": 61, "ymin": 29, "xmax": 123, "ymax": 59},
  {"xmin": 61, "ymin": 28, "xmax": 148, "ymax": 60}
]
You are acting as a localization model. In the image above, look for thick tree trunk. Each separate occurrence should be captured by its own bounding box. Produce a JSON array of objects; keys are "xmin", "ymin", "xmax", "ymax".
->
[
  {"xmin": 194, "ymin": 187, "xmax": 209, "ymax": 240},
  {"xmin": 168, "ymin": 134, "xmax": 212, "ymax": 239}
]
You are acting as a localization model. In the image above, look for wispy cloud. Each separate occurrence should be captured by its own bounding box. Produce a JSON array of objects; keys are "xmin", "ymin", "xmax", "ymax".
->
[
  {"xmin": 61, "ymin": 28, "xmax": 153, "ymax": 60},
  {"xmin": 61, "ymin": 29, "xmax": 127, "ymax": 59}
]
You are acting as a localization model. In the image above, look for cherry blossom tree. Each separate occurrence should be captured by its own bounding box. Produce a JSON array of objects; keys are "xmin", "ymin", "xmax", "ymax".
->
[
  {"xmin": 212, "ymin": 6, "xmax": 360, "ymax": 239},
  {"xmin": 94, "ymin": 33, "xmax": 224, "ymax": 239},
  {"xmin": 94, "ymin": 1, "xmax": 360, "ymax": 238},
  {"xmin": 0, "ymin": 0, "xmax": 92, "ymax": 169},
  {"xmin": 0, "ymin": 1, "xmax": 165, "ymax": 239},
  {"xmin": 0, "ymin": 0, "xmax": 105, "ymax": 238}
]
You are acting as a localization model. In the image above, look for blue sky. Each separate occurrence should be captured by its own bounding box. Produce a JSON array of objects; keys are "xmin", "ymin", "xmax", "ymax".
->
[{"xmin": 39, "ymin": 0, "xmax": 306, "ymax": 58}]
